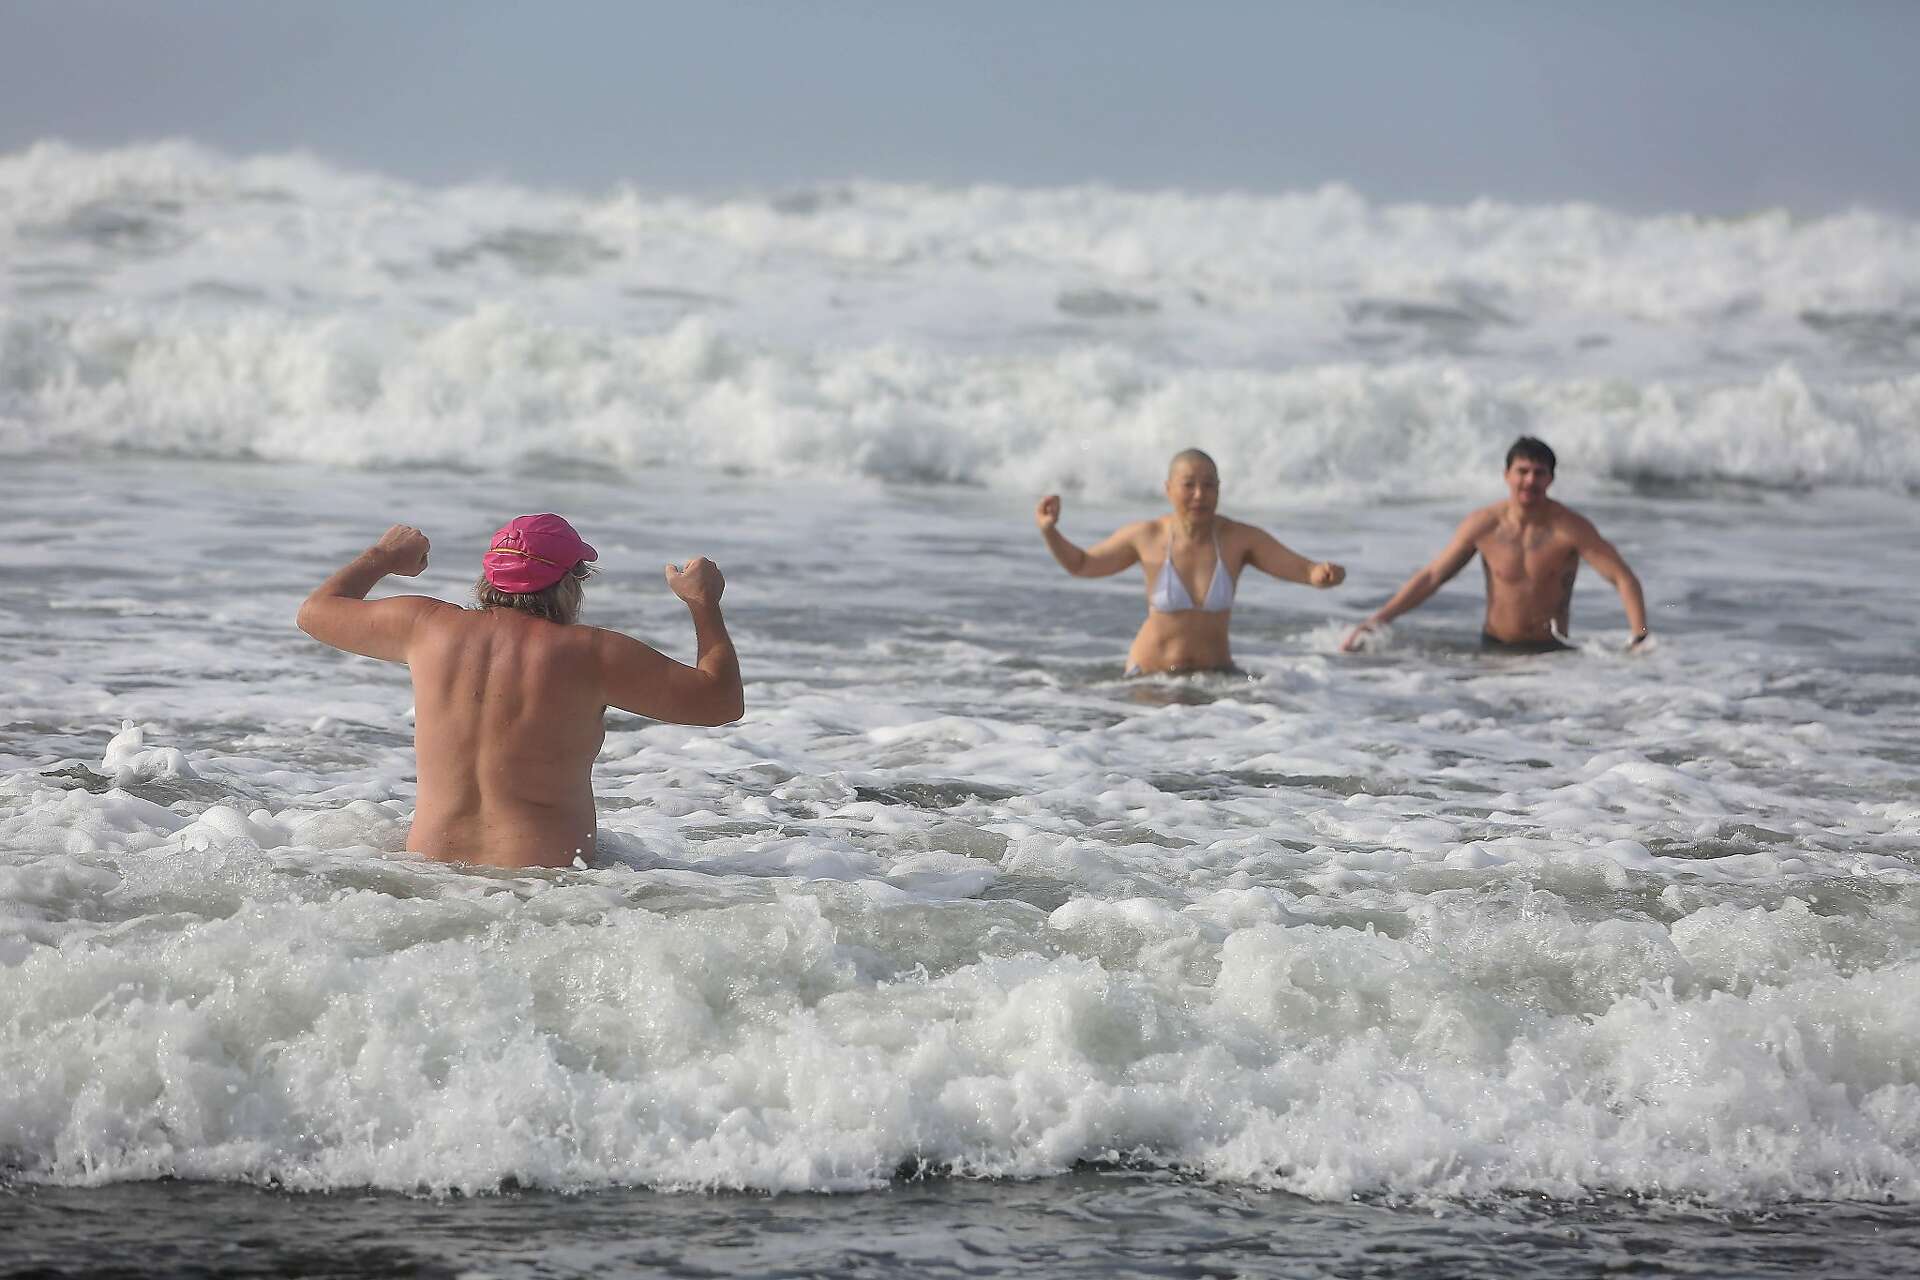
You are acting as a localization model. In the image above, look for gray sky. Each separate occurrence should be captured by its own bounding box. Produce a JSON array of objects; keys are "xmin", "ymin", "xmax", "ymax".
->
[{"xmin": 4, "ymin": 0, "xmax": 1916, "ymax": 214}]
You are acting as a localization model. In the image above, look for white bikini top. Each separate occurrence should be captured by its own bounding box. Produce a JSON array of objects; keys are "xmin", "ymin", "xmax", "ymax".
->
[{"xmin": 1148, "ymin": 529, "xmax": 1235, "ymax": 614}]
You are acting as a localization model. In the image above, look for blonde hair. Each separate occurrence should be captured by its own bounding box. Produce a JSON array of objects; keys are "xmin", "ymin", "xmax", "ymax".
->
[{"xmin": 473, "ymin": 562, "xmax": 596, "ymax": 624}]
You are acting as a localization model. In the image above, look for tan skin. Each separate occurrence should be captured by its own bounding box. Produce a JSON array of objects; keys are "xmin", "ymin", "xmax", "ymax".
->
[
  {"xmin": 1341, "ymin": 457, "xmax": 1649, "ymax": 652},
  {"xmin": 297, "ymin": 524, "xmax": 743, "ymax": 869},
  {"xmin": 1037, "ymin": 458, "xmax": 1345, "ymax": 673}
]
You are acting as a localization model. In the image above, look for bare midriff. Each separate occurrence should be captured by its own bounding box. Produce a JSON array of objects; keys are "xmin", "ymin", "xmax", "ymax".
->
[
  {"xmin": 1126, "ymin": 609, "xmax": 1234, "ymax": 674},
  {"xmin": 404, "ymin": 609, "xmax": 607, "ymax": 868}
]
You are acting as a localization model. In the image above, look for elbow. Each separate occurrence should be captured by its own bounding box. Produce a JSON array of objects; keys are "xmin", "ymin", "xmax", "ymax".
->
[
  {"xmin": 702, "ymin": 682, "xmax": 745, "ymax": 726},
  {"xmin": 295, "ymin": 598, "xmax": 318, "ymax": 638}
]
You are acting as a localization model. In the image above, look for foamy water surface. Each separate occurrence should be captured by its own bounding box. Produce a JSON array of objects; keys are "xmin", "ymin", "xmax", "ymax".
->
[
  {"xmin": 2, "ymin": 144, "xmax": 1919, "ymax": 1275},
  {"xmin": 4, "ymin": 454, "xmax": 1916, "ymax": 1207}
]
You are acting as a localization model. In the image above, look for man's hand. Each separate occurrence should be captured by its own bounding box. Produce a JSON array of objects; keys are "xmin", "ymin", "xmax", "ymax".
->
[
  {"xmin": 667, "ymin": 557, "xmax": 725, "ymax": 608},
  {"xmin": 1309, "ymin": 561, "xmax": 1345, "ymax": 588},
  {"xmin": 371, "ymin": 525, "xmax": 430, "ymax": 577},
  {"xmin": 1035, "ymin": 495, "xmax": 1061, "ymax": 532},
  {"xmin": 1340, "ymin": 620, "xmax": 1377, "ymax": 653}
]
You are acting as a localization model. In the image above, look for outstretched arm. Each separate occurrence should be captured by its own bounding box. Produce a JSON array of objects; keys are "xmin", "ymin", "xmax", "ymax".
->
[
  {"xmin": 1340, "ymin": 514, "xmax": 1484, "ymax": 652},
  {"xmin": 296, "ymin": 525, "xmax": 450, "ymax": 663},
  {"xmin": 1034, "ymin": 495, "xmax": 1142, "ymax": 578},
  {"xmin": 1243, "ymin": 525, "xmax": 1345, "ymax": 588},
  {"xmin": 597, "ymin": 556, "xmax": 743, "ymax": 726},
  {"xmin": 1574, "ymin": 524, "xmax": 1650, "ymax": 646}
]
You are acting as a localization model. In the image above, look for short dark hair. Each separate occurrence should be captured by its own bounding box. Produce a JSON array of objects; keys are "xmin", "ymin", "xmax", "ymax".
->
[{"xmin": 1504, "ymin": 436, "xmax": 1556, "ymax": 475}]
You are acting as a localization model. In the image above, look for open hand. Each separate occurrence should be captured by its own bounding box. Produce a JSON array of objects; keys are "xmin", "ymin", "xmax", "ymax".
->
[
  {"xmin": 1035, "ymin": 495, "xmax": 1061, "ymax": 532},
  {"xmin": 667, "ymin": 556, "xmax": 725, "ymax": 608},
  {"xmin": 372, "ymin": 525, "xmax": 430, "ymax": 576},
  {"xmin": 1339, "ymin": 620, "xmax": 1376, "ymax": 653},
  {"xmin": 1310, "ymin": 561, "xmax": 1345, "ymax": 588}
]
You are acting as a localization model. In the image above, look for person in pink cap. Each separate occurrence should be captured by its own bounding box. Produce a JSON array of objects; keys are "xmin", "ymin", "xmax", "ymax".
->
[{"xmin": 297, "ymin": 515, "xmax": 743, "ymax": 868}]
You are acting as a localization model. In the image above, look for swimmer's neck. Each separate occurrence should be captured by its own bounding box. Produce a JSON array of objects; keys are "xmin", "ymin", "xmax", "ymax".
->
[
  {"xmin": 1169, "ymin": 511, "xmax": 1218, "ymax": 539},
  {"xmin": 1502, "ymin": 495, "xmax": 1561, "ymax": 527}
]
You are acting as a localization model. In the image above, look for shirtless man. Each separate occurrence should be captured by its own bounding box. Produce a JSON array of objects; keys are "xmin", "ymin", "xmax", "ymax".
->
[
  {"xmin": 1340, "ymin": 437, "xmax": 1648, "ymax": 654},
  {"xmin": 296, "ymin": 514, "xmax": 742, "ymax": 868},
  {"xmin": 1037, "ymin": 448, "xmax": 1345, "ymax": 674}
]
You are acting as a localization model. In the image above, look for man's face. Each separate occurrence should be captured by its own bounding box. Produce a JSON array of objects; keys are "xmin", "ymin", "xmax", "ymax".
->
[
  {"xmin": 1166, "ymin": 463, "xmax": 1220, "ymax": 517},
  {"xmin": 1505, "ymin": 458, "xmax": 1553, "ymax": 506}
]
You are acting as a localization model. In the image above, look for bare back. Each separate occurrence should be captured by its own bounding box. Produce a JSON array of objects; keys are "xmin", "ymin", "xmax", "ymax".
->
[
  {"xmin": 298, "ymin": 527, "xmax": 743, "ymax": 872},
  {"xmin": 405, "ymin": 607, "xmax": 610, "ymax": 867}
]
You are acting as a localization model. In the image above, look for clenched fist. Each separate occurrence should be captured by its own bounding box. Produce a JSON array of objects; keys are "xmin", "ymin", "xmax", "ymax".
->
[
  {"xmin": 1035, "ymin": 494, "xmax": 1062, "ymax": 532},
  {"xmin": 1309, "ymin": 561, "xmax": 1345, "ymax": 588},
  {"xmin": 372, "ymin": 525, "xmax": 430, "ymax": 577},
  {"xmin": 666, "ymin": 556, "xmax": 725, "ymax": 608}
]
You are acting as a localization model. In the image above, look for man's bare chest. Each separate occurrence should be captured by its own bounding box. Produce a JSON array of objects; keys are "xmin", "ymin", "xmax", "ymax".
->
[{"xmin": 1478, "ymin": 529, "xmax": 1576, "ymax": 583}]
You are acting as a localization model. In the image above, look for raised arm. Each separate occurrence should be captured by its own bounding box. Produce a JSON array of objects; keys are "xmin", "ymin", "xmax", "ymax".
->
[
  {"xmin": 596, "ymin": 556, "xmax": 743, "ymax": 726},
  {"xmin": 1573, "ymin": 521, "xmax": 1650, "ymax": 647},
  {"xmin": 296, "ymin": 525, "xmax": 450, "ymax": 663},
  {"xmin": 1035, "ymin": 495, "xmax": 1143, "ymax": 578},
  {"xmin": 1340, "ymin": 512, "xmax": 1486, "ymax": 652},
  {"xmin": 1242, "ymin": 524, "xmax": 1345, "ymax": 588}
]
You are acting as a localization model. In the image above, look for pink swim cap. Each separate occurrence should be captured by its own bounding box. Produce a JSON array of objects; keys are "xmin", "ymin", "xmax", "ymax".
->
[{"xmin": 482, "ymin": 514, "xmax": 597, "ymax": 593}]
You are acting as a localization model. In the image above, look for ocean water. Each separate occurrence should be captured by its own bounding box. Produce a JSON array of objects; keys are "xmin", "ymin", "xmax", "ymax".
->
[{"xmin": 2, "ymin": 142, "xmax": 1919, "ymax": 1276}]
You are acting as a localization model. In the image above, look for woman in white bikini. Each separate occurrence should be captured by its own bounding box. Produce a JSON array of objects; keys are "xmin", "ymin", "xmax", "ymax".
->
[{"xmin": 1036, "ymin": 449, "xmax": 1346, "ymax": 675}]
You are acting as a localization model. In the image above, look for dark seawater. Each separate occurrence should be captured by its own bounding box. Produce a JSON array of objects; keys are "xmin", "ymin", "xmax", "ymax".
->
[
  {"xmin": 3, "ymin": 1174, "xmax": 1920, "ymax": 1280},
  {"xmin": 5, "ymin": 1173, "xmax": 1920, "ymax": 1279}
]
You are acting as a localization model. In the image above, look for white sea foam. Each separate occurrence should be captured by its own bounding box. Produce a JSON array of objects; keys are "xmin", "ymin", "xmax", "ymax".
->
[
  {"xmin": 4, "ymin": 142, "xmax": 1919, "ymax": 496},
  {"xmin": 2, "ymin": 742, "xmax": 1916, "ymax": 1200},
  {"xmin": 3, "ymin": 456, "xmax": 1917, "ymax": 1203},
  {"xmin": 4, "ymin": 303, "xmax": 1917, "ymax": 497}
]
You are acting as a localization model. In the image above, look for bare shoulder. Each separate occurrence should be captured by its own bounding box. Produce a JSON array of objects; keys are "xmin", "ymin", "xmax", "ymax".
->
[
  {"xmin": 1216, "ymin": 514, "xmax": 1271, "ymax": 549},
  {"xmin": 420, "ymin": 596, "xmax": 469, "ymax": 614},
  {"xmin": 392, "ymin": 595, "xmax": 465, "ymax": 630},
  {"xmin": 1548, "ymin": 501, "xmax": 1603, "ymax": 543},
  {"xmin": 1460, "ymin": 502, "xmax": 1505, "ymax": 540},
  {"xmin": 580, "ymin": 622, "xmax": 630, "ymax": 652},
  {"xmin": 582, "ymin": 623, "xmax": 662, "ymax": 661}
]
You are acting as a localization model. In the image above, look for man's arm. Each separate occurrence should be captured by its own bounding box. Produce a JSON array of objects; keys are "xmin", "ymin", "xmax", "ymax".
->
[
  {"xmin": 1340, "ymin": 512, "xmax": 1487, "ymax": 652},
  {"xmin": 1035, "ymin": 495, "xmax": 1143, "ymax": 578},
  {"xmin": 1242, "ymin": 524, "xmax": 1345, "ymax": 588},
  {"xmin": 296, "ymin": 525, "xmax": 449, "ymax": 663},
  {"xmin": 1572, "ymin": 521, "xmax": 1650, "ymax": 646},
  {"xmin": 597, "ymin": 556, "xmax": 743, "ymax": 726}
]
